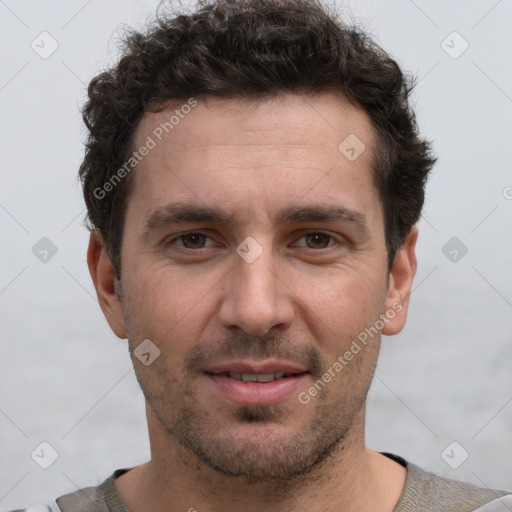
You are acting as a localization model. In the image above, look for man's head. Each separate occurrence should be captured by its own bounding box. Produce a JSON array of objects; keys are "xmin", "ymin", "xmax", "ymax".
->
[
  {"xmin": 85, "ymin": 0, "xmax": 434, "ymax": 483},
  {"xmin": 81, "ymin": 0, "xmax": 435, "ymax": 278}
]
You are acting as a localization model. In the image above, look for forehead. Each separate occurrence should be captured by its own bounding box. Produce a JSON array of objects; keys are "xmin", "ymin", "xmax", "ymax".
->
[
  {"xmin": 135, "ymin": 92, "xmax": 374, "ymax": 155},
  {"xmin": 128, "ymin": 92, "xmax": 379, "ymax": 229}
]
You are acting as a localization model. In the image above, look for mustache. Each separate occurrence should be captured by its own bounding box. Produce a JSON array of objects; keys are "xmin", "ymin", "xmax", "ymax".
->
[{"xmin": 185, "ymin": 334, "xmax": 324, "ymax": 378}]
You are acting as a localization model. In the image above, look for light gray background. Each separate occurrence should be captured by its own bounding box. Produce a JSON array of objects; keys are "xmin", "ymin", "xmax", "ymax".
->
[{"xmin": 1, "ymin": 0, "xmax": 511, "ymax": 508}]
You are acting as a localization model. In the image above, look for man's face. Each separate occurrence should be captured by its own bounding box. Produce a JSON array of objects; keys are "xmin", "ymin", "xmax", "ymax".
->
[{"xmin": 96, "ymin": 93, "xmax": 414, "ymax": 481}]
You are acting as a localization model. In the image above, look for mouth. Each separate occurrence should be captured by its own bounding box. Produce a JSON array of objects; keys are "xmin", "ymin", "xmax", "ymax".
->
[
  {"xmin": 203, "ymin": 362, "xmax": 310, "ymax": 405},
  {"xmin": 206, "ymin": 371, "xmax": 307, "ymax": 383}
]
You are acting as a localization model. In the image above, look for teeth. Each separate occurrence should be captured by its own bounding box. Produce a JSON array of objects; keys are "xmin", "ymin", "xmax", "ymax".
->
[
  {"xmin": 255, "ymin": 373, "xmax": 274, "ymax": 383},
  {"xmin": 227, "ymin": 372, "xmax": 291, "ymax": 382}
]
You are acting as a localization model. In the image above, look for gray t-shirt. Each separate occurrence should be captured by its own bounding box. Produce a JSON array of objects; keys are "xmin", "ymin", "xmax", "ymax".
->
[{"xmin": 16, "ymin": 454, "xmax": 512, "ymax": 512}]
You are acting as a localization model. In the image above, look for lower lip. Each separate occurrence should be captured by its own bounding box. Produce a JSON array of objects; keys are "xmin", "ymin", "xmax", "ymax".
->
[{"xmin": 207, "ymin": 373, "xmax": 309, "ymax": 405}]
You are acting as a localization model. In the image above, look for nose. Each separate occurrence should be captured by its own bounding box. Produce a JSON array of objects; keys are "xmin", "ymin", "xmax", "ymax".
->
[{"xmin": 217, "ymin": 245, "xmax": 295, "ymax": 337}]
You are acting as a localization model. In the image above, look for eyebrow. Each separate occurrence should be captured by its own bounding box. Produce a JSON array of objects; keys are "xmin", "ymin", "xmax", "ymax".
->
[{"xmin": 140, "ymin": 202, "xmax": 369, "ymax": 240}]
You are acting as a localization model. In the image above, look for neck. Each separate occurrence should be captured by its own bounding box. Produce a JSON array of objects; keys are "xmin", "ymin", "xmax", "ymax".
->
[{"xmin": 116, "ymin": 406, "xmax": 406, "ymax": 512}]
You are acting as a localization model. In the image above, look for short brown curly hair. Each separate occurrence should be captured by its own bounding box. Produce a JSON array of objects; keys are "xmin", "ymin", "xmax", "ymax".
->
[{"xmin": 80, "ymin": 0, "xmax": 436, "ymax": 278}]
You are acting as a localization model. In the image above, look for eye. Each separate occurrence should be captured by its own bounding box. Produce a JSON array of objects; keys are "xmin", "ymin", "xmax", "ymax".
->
[
  {"xmin": 169, "ymin": 232, "xmax": 216, "ymax": 250},
  {"xmin": 294, "ymin": 232, "xmax": 336, "ymax": 249}
]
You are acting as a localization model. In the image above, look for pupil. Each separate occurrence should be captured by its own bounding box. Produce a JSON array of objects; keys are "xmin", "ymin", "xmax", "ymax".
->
[
  {"xmin": 183, "ymin": 234, "xmax": 205, "ymax": 248},
  {"xmin": 307, "ymin": 233, "xmax": 329, "ymax": 248}
]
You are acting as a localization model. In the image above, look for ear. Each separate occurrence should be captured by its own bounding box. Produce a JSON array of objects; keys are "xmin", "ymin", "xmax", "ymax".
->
[
  {"xmin": 87, "ymin": 230, "xmax": 127, "ymax": 339},
  {"xmin": 382, "ymin": 226, "xmax": 418, "ymax": 336}
]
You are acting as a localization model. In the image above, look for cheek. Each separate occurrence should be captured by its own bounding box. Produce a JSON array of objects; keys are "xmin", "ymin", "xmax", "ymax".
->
[
  {"xmin": 296, "ymin": 269, "xmax": 386, "ymax": 350},
  {"xmin": 123, "ymin": 266, "xmax": 218, "ymax": 353}
]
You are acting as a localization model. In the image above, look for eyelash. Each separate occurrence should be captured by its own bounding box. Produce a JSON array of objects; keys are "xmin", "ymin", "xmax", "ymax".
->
[{"xmin": 167, "ymin": 231, "xmax": 339, "ymax": 251}]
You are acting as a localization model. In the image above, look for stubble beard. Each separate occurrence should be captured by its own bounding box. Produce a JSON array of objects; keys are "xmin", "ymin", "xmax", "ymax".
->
[
  {"xmin": 140, "ymin": 368, "xmax": 367, "ymax": 483},
  {"xmin": 124, "ymin": 308, "xmax": 379, "ymax": 484}
]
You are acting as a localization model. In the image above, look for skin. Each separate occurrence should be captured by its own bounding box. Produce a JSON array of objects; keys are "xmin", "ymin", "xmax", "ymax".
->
[{"xmin": 88, "ymin": 92, "xmax": 418, "ymax": 512}]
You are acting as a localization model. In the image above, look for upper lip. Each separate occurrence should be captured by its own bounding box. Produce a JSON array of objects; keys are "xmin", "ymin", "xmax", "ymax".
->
[{"xmin": 204, "ymin": 360, "xmax": 309, "ymax": 375}]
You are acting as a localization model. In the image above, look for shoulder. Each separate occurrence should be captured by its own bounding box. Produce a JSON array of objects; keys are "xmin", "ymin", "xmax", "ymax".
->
[
  {"xmin": 390, "ymin": 454, "xmax": 512, "ymax": 512},
  {"xmin": 4, "ymin": 469, "xmax": 131, "ymax": 512},
  {"xmin": 53, "ymin": 469, "xmax": 130, "ymax": 512},
  {"xmin": 0, "ymin": 507, "xmax": 60, "ymax": 512},
  {"xmin": 0, "ymin": 489, "xmax": 105, "ymax": 512}
]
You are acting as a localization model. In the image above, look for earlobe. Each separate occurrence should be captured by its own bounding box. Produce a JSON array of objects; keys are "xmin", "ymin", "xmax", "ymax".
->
[
  {"xmin": 87, "ymin": 230, "xmax": 127, "ymax": 339},
  {"xmin": 382, "ymin": 226, "xmax": 418, "ymax": 336}
]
